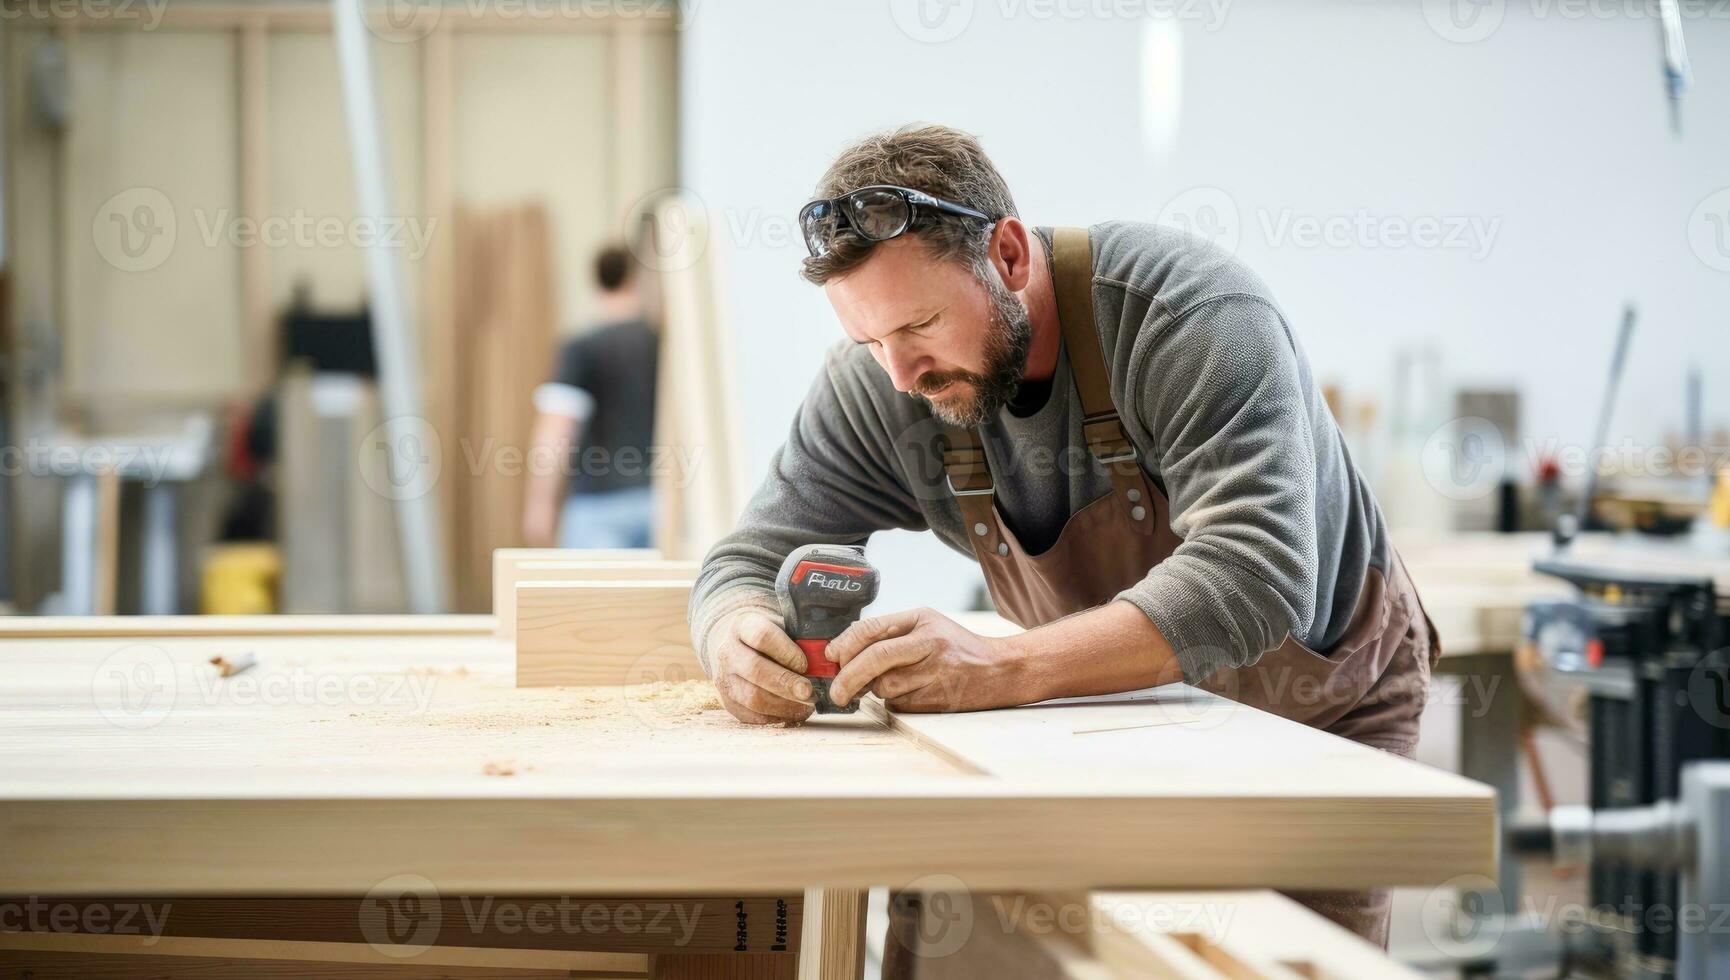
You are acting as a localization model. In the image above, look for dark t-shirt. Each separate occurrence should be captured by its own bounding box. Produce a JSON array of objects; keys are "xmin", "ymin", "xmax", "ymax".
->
[{"xmin": 551, "ymin": 318, "xmax": 659, "ymax": 495}]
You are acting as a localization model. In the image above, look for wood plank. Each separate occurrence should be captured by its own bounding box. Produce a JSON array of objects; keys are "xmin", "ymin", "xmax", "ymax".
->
[
  {"xmin": 0, "ymin": 614, "xmax": 491, "ymax": 637},
  {"xmin": 795, "ymin": 889, "xmax": 865, "ymax": 980},
  {"xmin": 489, "ymin": 548, "xmax": 683, "ymax": 640},
  {"xmin": 92, "ymin": 468, "xmax": 121, "ymax": 616},
  {"xmin": 516, "ymin": 580, "xmax": 698, "ymax": 687},
  {"xmin": 238, "ymin": 19, "xmax": 271, "ymax": 391},
  {"xmin": 652, "ymin": 953, "xmax": 795, "ymax": 980},
  {"xmin": 0, "ymin": 931, "xmax": 645, "ymax": 972},
  {"xmin": 3, "ymin": 4, "xmax": 675, "ymax": 32},
  {"xmin": 0, "ymin": 896, "xmax": 801, "ymax": 956},
  {"xmin": 1087, "ymin": 890, "xmax": 1423, "ymax": 979}
]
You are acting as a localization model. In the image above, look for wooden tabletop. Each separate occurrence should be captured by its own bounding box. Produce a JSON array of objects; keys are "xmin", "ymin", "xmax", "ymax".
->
[
  {"xmin": 1396, "ymin": 531, "xmax": 1730, "ymax": 657},
  {"xmin": 1, "ymin": 621, "xmax": 1494, "ymax": 897}
]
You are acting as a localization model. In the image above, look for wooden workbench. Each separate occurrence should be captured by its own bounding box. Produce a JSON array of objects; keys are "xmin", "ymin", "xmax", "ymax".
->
[{"xmin": 1, "ymin": 616, "xmax": 1494, "ymax": 977}]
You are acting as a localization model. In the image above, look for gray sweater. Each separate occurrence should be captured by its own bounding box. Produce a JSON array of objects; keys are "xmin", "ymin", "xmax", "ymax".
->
[{"xmin": 690, "ymin": 221, "xmax": 1391, "ymax": 683}]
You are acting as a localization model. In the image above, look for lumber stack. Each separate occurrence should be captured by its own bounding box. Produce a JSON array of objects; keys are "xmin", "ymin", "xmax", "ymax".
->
[{"xmin": 497, "ymin": 548, "xmax": 705, "ymax": 687}]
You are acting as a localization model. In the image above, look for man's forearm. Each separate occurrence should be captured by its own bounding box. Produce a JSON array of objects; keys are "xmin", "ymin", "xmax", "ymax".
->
[{"xmin": 1002, "ymin": 599, "xmax": 1185, "ymax": 703}]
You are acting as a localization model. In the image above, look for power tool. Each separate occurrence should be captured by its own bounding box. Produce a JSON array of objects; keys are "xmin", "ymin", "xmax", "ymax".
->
[{"xmin": 775, "ymin": 544, "xmax": 879, "ymax": 714}]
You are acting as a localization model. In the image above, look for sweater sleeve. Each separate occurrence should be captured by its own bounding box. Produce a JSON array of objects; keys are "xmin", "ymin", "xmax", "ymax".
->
[
  {"xmin": 1114, "ymin": 295, "xmax": 1321, "ymax": 683},
  {"xmin": 687, "ymin": 346, "xmax": 927, "ymax": 672}
]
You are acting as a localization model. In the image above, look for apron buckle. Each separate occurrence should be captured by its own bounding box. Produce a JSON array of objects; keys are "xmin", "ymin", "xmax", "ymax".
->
[{"xmin": 945, "ymin": 473, "xmax": 995, "ymax": 498}]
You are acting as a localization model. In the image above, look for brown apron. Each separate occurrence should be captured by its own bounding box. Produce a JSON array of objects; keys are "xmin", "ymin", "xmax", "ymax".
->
[{"xmin": 887, "ymin": 228, "xmax": 1441, "ymax": 971}]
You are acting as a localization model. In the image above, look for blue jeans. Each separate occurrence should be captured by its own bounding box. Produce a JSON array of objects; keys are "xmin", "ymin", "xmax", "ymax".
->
[{"xmin": 558, "ymin": 486, "xmax": 654, "ymax": 549}]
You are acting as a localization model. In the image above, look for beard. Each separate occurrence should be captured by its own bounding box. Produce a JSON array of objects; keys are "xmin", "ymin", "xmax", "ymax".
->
[{"xmin": 912, "ymin": 273, "xmax": 1033, "ymax": 427}]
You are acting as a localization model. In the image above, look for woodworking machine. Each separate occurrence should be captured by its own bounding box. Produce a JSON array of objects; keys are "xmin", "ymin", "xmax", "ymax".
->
[
  {"xmin": 1519, "ymin": 555, "xmax": 1730, "ymax": 979},
  {"xmin": 776, "ymin": 544, "xmax": 879, "ymax": 715}
]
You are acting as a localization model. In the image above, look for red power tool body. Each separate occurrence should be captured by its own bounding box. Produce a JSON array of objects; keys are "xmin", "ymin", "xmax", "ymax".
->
[{"xmin": 775, "ymin": 544, "xmax": 880, "ymax": 714}]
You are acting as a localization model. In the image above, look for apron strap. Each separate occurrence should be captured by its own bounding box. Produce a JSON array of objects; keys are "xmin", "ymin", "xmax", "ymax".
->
[
  {"xmin": 941, "ymin": 425, "xmax": 1007, "ymax": 556},
  {"xmin": 940, "ymin": 226, "xmax": 1155, "ymax": 553},
  {"xmin": 1050, "ymin": 226, "xmax": 1139, "ymax": 475}
]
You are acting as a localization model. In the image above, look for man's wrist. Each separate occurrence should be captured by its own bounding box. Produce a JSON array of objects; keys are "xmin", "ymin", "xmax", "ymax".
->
[{"xmin": 993, "ymin": 630, "xmax": 1048, "ymax": 705}]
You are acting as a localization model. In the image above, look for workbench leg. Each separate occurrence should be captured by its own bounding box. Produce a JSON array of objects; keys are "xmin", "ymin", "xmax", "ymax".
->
[
  {"xmin": 140, "ymin": 483, "xmax": 178, "ymax": 615},
  {"xmin": 1455, "ymin": 652, "xmax": 1522, "ymax": 913},
  {"xmin": 797, "ymin": 887, "xmax": 867, "ymax": 980},
  {"xmin": 61, "ymin": 472, "xmax": 97, "ymax": 615}
]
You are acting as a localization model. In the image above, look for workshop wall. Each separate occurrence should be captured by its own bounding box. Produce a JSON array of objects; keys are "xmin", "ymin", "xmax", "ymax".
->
[{"xmin": 682, "ymin": 0, "xmax": 1730, "ymax": 612}]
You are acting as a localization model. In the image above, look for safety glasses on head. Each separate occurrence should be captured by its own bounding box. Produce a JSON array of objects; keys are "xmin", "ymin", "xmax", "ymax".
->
[{"xmin": 798, "ymin": 185, "xmax": 996, "ymax": 259}]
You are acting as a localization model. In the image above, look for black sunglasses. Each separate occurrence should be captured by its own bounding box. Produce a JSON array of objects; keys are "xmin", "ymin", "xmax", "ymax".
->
[{"xmin": 798, "ymin": 185, "xmax": 996, "ymax": 258}]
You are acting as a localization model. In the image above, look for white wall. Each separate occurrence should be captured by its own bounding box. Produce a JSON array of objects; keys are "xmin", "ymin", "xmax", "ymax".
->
[{"xmin": 682, "ymin": 0, "xmax": 1730, "ymax": 612}]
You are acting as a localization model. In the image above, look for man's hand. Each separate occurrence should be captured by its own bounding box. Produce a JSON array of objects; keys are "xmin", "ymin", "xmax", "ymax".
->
[
  {"xmin": 826, "ymin": 608, "xmax": 1027, "ymax": 713},
  {"xmin": 706, "ymin": 609, "xmax": 816, "ymax": 725}
]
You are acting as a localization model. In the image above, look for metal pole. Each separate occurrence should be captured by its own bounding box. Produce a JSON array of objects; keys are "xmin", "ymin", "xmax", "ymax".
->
[{"xmin": 330, "ymin": 0, "xmax": 450, "ymax": 613}]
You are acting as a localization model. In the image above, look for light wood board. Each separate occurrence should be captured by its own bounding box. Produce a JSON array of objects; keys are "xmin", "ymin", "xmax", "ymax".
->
[
  {"xmin": 1, "ymin": 620, "xmax": 1495, "ymax": 896},
  {"xmin": 515, "ymin": 580, "xmax": 698, "ymax": 686},
  {"xmin": 489, "ymin": 548, "xmax": 684, "ymax": 641}
]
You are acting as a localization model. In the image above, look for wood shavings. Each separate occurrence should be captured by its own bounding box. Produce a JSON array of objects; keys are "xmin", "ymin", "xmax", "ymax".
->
[{"xmin": 209, "ymin": 653, "xmax": 257, "ymax": 678}]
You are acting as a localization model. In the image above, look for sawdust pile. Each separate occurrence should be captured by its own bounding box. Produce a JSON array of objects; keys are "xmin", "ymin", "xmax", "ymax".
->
[
  {"xmin": 342, "ymin": 676, "xmax": 725, "ymax": 735},
  {"xmin": 626, "ymin": 679, "xmax": 724, "ymax": 716}
]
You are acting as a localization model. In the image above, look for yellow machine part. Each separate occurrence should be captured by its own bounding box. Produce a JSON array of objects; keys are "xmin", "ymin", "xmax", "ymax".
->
[{"xmin": 201, "ymin": 542, "xmax": 281, "ymax": 615}]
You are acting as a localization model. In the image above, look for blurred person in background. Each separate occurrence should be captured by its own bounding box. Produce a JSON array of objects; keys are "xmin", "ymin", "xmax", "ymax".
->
[{"xmin": 523, "ymin": 245, "xmax": 659, "ymax": 549}]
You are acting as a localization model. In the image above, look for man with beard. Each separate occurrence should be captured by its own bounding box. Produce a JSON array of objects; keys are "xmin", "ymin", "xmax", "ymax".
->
[{"xmin": 687, "ymin": 125, "xmax": 1438, "ymax": 947}]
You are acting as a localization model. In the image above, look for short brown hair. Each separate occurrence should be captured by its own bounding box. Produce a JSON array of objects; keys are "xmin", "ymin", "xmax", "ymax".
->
[
  {"xmin": 800, "ymin": 124, "xmax": 1018, "ymax": 285},
  {"xmin": 594, "ymin": 244, "xmax": 633, "ymax": 292}
]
